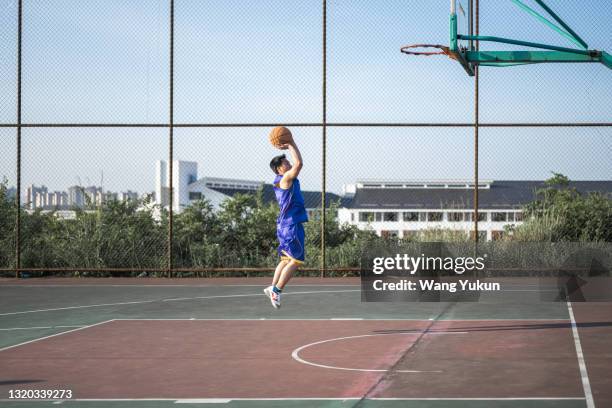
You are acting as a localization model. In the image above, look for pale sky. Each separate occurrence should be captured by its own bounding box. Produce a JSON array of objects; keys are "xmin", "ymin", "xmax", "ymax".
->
[{"xmin": 0, "ymin": 0, "xmax": 610, "ymax": 196}]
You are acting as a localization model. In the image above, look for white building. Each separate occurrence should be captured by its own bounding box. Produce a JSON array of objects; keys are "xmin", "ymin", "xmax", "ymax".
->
[
  {"xmin": 68, "ymin": 186, "xmax": 85, "ymax": 208},
  {"xmin": 26, "ymin": 185, "xmax": 66, "ymax": 209},
  {"xmin": 48, "ymin": 191, "xmax": 68, "ymax": 207},
  {"xmin": 84, "ymin": 186, "xmax": 103, "ymax": 206},
  {"xmin": 155, "ymin": 160, "xmax": 264, "ymax": 213},
  {"xmin": 119, "ymin": 190, "xmax": 139, "ymax": 202},
  {"xmin": 337, "ymin": 179, "xmax": 612, "ymax": 241},
  {"xmin": 26, "ymin": 184, "xmax": 48, "ymax": 209}
]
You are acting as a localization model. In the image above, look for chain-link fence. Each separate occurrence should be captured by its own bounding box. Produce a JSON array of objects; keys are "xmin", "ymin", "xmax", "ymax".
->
[{"xmin": 1, "ymin": 0, "xmax": 610, "ymax": 277}]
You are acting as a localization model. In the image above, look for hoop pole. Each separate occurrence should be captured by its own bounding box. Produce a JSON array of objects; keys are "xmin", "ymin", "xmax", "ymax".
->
[
  {"xmin": 448, "ymin": 0, "xmax": 457, "ymax": 52},
  {"xmin": 469, "ymin": 0, "xmax": 474, "ymax": 51}
]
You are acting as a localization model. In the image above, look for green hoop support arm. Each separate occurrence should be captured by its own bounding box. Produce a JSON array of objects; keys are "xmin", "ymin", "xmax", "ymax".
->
[{"xmin": 458, "ymin": 35, "xmax": 612, "ymax": 70}]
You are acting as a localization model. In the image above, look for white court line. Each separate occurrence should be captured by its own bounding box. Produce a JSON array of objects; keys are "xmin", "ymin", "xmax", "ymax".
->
[
  {"xmin": 567, "ymin": 301, "xmax": 595, "ymax": 408},
  {"xmin": 291, "ymin": 332, "xmax": 468, "ymax": 373},
  {"xmin": 176, "ymin": 397, "xmax": 585, "ymax": 402},
  {"xmin": 0, "ymin": 320, "xmax": 114, "ymax": 352},
  {"xmin": 0, "ymin": 284, "xmax": 360, "ymax": 287},
  {"xmin": 172, "ymin": 397, "xmax": 586, "ymax": 403},
  {"xmin": 162, "ymin": 289, "xmax": 359, "ymax": 302},
  {"xmin": 0, "ymin": 397, "xmax": 586, "ymax": 403},
  {"xmin": 0, "ymin": 284, "xmax": 558, "ymax": 290},
  {"xmin": 0, "ymin": 290, "xmax": 360, "ymax": 316},
  {"xmin": 0, "ymin": 299, "xmax": 161, "ymax": 316},
  {"xmin": 111, "ymin": 318, "xmax": 571, "ymax": 321},
  {"xmin": 0, "ymin": 325, "xmax": 83, "ymax": 331}
]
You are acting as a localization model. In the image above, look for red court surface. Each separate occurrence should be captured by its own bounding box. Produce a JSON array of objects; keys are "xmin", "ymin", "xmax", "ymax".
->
[
  {"xmin": 569, "ymin": 303, "xmax": 612, "ymax": 407},
  {"xmin": 0, "ymin": 318, "xmax": 600, "ymax": 402}
]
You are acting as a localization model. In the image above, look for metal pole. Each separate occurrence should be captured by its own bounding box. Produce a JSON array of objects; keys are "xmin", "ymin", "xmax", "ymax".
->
[
  {"xmin": 15, "ymin": 0, "xmax": 23, "ymax": 278},
  {"xmin": 321, "ymin": 0, "xmax": 327, "ymax": 278},
  {"xmin": 1, "ymin": 122, "xmax": 610, "ymax": 128},
  {"xmin": 473, "ymin": 0, "xmax": 479, "ymax": 243},
  {"xmin": 168, "ymin": 0, "xmax": 174, "ymax": 278}
]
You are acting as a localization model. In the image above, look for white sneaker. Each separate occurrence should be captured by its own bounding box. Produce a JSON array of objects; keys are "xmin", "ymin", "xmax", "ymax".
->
[{"xmin": 263, "ymin": 286, "xmax": 281, "ymax": 309}]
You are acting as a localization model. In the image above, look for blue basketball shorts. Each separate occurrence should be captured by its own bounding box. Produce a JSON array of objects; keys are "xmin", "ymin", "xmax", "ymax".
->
[{"xmin": 277, "ymin": 223, "xmax": 305, "ymax": 264}]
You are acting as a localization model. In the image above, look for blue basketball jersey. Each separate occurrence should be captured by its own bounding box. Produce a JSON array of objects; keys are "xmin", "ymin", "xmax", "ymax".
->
[{"xmin": 273, "ymin": 174, "xmax": 308, "ymax": 226}]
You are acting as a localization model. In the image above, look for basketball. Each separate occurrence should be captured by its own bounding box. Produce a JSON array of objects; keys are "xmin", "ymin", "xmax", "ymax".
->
[{"xmin": 268, "ymin": 126, "xmax": 293, "ymax": 148}]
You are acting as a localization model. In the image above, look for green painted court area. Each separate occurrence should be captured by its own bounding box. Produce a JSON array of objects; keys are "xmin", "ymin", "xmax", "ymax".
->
[
  {"xmin": 0, "ymin": 280, "xmax": 570, "ymax": 348},
  {"xmin": 1, "ymin": 278, "xmax": 609, "ymax": 408}
]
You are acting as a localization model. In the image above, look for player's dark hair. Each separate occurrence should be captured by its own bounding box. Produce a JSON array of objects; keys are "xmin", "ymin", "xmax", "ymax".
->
[{"xmin": 269, "ymin": 154, "xmax": 286, "ymax": 174}]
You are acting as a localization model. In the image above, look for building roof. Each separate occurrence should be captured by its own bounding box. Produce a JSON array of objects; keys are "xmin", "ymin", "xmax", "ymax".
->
[
  {"xmin": 345, "ymin": 180, "xmax": 612, "ymax": 210},
  {"xmin": 208, "ymin": 184, "xmax": 345, "ymax": 209}
]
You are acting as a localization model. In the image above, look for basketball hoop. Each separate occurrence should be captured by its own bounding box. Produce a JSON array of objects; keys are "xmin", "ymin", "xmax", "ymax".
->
[
  {"xmin": 400, "ymin": 44, "xmax": 458, "ymax": 61},
  {"xmin": 400, "ymin": 0, "xmax": 611, "ymax": 74}
]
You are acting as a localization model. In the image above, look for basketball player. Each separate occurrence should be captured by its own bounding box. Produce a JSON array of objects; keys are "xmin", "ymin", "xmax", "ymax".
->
[{"xmin": 264, "ymin": 140, "xmax": 308, "ymax": 308}]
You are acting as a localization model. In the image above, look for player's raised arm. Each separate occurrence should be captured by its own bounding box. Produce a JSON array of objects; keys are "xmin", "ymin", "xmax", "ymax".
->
[{"xmin": 279, "ymin": 141, "xmax": 303, "ymax": 188}]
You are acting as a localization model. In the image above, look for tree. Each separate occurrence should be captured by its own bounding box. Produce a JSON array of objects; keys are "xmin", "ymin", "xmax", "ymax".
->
[
  {"xmin": 173, "ymin": 198, "xmax": 222, "ymax": 269},
  {"xmin": 509, "ymin": 173, "xmax": 612, "ymax": 242},
  {"xmin": 0, "ymin": 179, "xmax": 16, "ymax": 269},
  {"xmin": 216, "ymin": 188, "xmax": 278, "ymax": 267},
  {"xmin": 305, "ymin": 201, "xmax": 380, "ymax": 271}
]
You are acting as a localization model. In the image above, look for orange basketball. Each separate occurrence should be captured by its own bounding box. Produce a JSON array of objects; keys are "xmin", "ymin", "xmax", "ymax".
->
[{"xmin": 268, "ymin": 126, "xmax": 293, "ymax": 148}]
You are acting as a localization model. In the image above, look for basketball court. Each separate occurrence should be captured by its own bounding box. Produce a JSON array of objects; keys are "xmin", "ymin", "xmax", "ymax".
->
[
  {"xmin": 1, "ymin": 278, "xmax": 610, "ymax": 407},
  {"xmin": 1, "ymin": 0, "xmax": 610, "ymax": 407}
]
